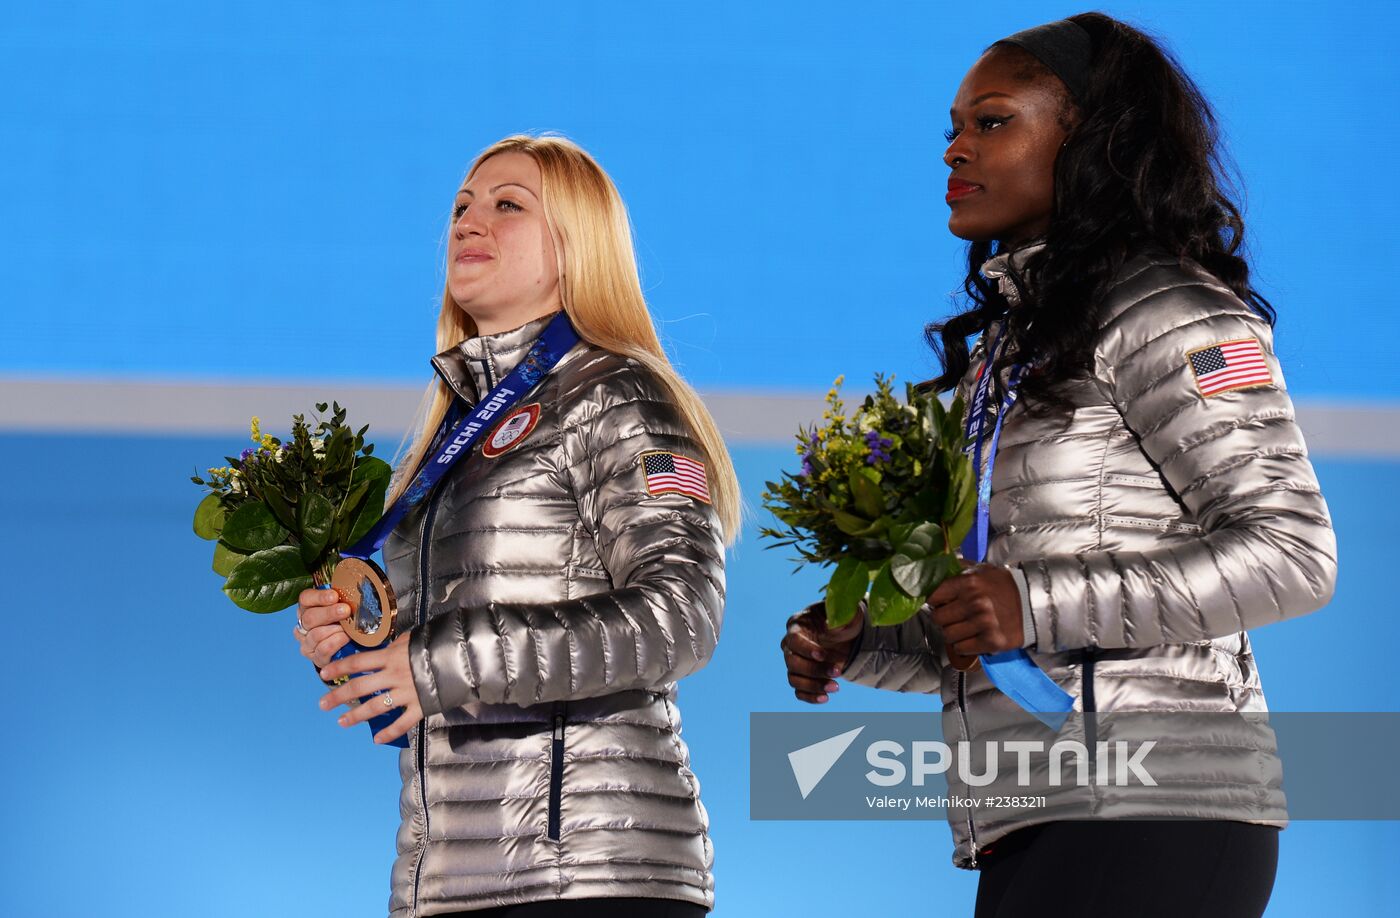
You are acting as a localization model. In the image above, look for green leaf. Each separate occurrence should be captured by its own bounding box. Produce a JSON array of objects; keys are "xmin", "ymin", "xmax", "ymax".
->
[
  {"xmin": 896, "ymin": 521, "xmax": 941, "ymax": 558},
  {"xmin": 926, "ymin": 552, "xmax": 965, "ymax": 594},
  {"xmin": 298, "ymin": 492, "xmax": 335, "ymax": 566},
  {"xmin": 945, "ymin": 456, "xmax": 977, "ymax": 546},
  {"xmin": 221, "ymin": 501, "xmax": 289, "ymax": 552},
  {"xmin": 831, "ymin": 509, "xmax": 885, "ymax": 537},
  {"xmin": 263, "ymin": 489, "xmax": 298, "ymax": 532},
  {"xmin": 846, "ymin": 536, "xmax": 895, "ymax": 561},
  {"xmin": 944, "ymin": 395, "xmax": 968, "ymax": 451},
  {"xmin": 350, "ymin": 455, "xmax": 392, "ymax": 487},
  {"xmin": 212, "ymin": 541, "xmax": 249, "ymax": 577},
  {"xmin": 193, "ymin": 493, "xmax": 226, "ymax": 540},
  {"xmin": 848, "ymin": 466, "xmax": 884, "ymax": 519},
  {"xmin": 223, "ymin": 545, "xmax": 314, "ymax": 613},
  {"xmin": 332, "ymin": 478, "xmax": 374, "ymax": 549},
  {"xmin": 867, "ymin": 561, "xmax": 922, "ymax": 626},
  {"xmin": 824, "ymin": 557, "xmax": 870, "ymax": 628},
  {"xmin": 345, "ymin": 477, "xmax": 388, "ymax": 548},
  {"xmin": 890, "ymin": 553, "xmax": 939, "ymax": 597},
  {"xmin": 889, "ymin": 522, "xmax": 946, "ymax": 596}
]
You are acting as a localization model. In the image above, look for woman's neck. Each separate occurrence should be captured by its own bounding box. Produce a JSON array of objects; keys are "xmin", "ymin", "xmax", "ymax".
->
[{"xmin": 470, "ymin": 302, "xmax": 563, "ymax": 337}]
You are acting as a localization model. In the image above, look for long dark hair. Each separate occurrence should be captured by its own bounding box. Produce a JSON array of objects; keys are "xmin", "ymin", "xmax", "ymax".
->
[{"xmin": 926, "ymin": 11, "xmax": 1275, "ymax": 407}]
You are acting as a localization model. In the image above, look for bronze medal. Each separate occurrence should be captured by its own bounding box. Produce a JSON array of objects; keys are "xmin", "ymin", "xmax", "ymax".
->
[{"xmin": 330, "ymin": 556, "xmax": 399, "ymax": 647}]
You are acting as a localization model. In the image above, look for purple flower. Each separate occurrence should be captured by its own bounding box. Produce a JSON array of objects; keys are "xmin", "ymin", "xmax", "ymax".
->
[
  {"xmin": 800, "ymin": 454, "xmax": 815, "ymax": 478},
  {"xmin": 864, "ymin": 430, "xmax": 893, "ymax": 465}
]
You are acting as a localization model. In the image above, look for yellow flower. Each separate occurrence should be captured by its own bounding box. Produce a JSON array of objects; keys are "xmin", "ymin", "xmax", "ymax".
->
[{"xmin": 249, "ymin": 416, "xmax": 262, "ymax": 443}]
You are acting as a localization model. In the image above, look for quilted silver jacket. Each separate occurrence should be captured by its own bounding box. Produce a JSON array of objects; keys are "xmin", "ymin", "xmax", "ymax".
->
[
  {"xmin": 840, "ymin": 247, "xmax": 1337, "ymax": 868},
  {"xmin": 382, "ymin": 315, "xmax": 725, "ymax": 915}
]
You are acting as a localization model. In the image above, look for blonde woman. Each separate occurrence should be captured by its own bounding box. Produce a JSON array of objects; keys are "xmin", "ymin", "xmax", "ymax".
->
[{"xmin": 294, "ymin": 135, "xmax": 738, "ymax": 917}]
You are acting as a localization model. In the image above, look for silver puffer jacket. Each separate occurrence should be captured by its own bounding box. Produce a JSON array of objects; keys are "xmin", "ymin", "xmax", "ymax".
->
[
  {"xmin": 840, "ymin": 247, "xmax": 1337, "ymax": 868},
  {"xmin": 382, "ymin": 315, "xmax": 725, "ymax": 915}
]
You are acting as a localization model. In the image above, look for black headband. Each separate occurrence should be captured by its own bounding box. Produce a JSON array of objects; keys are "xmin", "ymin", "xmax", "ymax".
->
[{"xmin": 993, "ymin": 19, "xmax": 1093, "ymax": 104}]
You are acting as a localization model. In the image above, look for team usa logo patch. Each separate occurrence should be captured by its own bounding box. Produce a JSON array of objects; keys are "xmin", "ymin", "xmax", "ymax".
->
[
  {"xmin": 481, "ymin": 403, "xmax": 541, "ymax": 458},
  {"xmin": 640, "ymin": 451, "xmax": 711, "ymax": 503},
  {"xmin": 1186, "ymin": 337, "xmax": 1274, "ymax": 398}
]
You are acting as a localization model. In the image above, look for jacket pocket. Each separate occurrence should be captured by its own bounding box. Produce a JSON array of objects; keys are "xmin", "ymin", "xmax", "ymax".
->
[{"xmin": 547, "ymin": 706, "xmax": 567, "ymax": 841}]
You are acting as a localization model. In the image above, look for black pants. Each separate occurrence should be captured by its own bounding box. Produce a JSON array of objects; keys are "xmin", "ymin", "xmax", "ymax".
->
[
  {"xmin": 442, "ymin": 899, "xmax": 706, "ymax": 918},
  {"xmin": 974, "ymin": 820, "xmax": 1279, "ymax": 918}
]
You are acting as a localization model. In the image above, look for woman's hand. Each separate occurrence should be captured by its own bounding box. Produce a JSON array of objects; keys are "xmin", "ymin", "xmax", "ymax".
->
[
  {"xmin": 294, "ymin": 587, "xmax": 351, "ymax": 668},
  {"xmin": 317, "ymin": 633, "xmax": 423, "ymax": 745},
  {"xmin": 927, "ymin": 563, "xmax": 1024, "ymax": 660},
  {"xmin": 781, "ymin": 606, "xmax": 863, "ymax": 704}
]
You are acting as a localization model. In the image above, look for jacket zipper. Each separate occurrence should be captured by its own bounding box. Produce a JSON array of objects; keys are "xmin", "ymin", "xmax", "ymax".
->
[
  {"xmin": 1081, "ymin": 650, "xmax": 1098, "ymax": 783},
  {"xmin": 409, "ymin": 490, "xmax": 443, "ymax": 915},
  {"xmin": 547, "ymin": 703, "xmax": 568, "ymax": 841},
  {"xmin": 956, "ymin": 670, "xmax": 979, "ymax": 868}
]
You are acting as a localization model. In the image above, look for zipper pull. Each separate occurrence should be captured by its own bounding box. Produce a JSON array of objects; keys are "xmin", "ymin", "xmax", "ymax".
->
[{"xmin": 553, "ymin": 713, "xmax": 565, "ymax": 741}]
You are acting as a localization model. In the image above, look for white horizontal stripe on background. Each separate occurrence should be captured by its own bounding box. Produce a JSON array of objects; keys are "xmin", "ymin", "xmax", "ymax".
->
[{"xmin": 2, "ymin": 375, "xmax": 1399, "ymax": 458}]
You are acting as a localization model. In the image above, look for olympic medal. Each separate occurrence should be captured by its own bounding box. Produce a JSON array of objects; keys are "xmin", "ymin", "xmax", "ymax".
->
[{"xmin": 330, "ymin": 556, "xmax": 399, "ymax": 647}]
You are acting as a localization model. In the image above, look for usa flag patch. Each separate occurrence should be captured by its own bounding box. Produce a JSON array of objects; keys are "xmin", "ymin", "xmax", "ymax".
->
[
  {"xmin": 640, "ymin": 451, "xmax": 711, "ymax": 503},
  {"xmin": 1186, "ymin": 337, "xmax": 1273, "ymax": 398}
]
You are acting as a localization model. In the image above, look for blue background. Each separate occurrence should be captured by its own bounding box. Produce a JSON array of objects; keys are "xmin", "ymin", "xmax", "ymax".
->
[
  {"xmin": 4, "ymin": 0, "xmax": 1399, "ymax": 397},
  {"xmin": 3, "ymin": 2, "xmax": 1398, "ymax": 916}
]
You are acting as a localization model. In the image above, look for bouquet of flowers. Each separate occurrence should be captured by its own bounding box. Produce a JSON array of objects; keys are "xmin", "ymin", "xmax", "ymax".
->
[
  {"xmin": 760, "ymin": 376, "xmax": 976, "ymax": 628},
  {"xmin": 190, "ymin": 403, "xmax": 392, "ymax": 613}
]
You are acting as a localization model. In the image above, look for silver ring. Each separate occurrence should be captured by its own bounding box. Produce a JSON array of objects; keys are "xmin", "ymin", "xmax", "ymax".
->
[
  {"xmin": 381, "ymin": 692, "xmax": 394, "ymax": 708},
  {"xmin": 295, "ymin": 612, "xmax": 310, "ymax": 637}
]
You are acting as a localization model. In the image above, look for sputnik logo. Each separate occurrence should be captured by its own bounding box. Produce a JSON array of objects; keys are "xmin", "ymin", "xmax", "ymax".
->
[{"xmin": 787, "ymin": 727, "xmax": 865, "ymax": 799}]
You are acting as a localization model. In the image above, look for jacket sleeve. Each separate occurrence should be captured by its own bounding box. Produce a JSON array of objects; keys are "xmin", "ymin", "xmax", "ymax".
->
[
  {"xmin": 838, "ymin": 602, "xmax": 946, "ymax": 694},
  {"xmin": 1017, "ymin": 280, "xmax": 1337, "ymax": 652},
  {"xmin": 409, "ymin": 373, "xmax": 726, "ymax": 711}
]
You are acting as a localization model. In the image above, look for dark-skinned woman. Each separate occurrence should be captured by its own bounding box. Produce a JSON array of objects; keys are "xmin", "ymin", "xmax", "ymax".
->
[{"xmin": 780, "ymin": 14, "xmax": 1335, "ymax": 918}]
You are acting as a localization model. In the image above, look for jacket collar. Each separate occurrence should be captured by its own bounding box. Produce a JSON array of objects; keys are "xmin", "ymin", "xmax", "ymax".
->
[
  {"xmin": 430, "ymin": 312, "xmax": 561, "ymax": 404},
  {"xmin": 979, "ymin": 239, "xmax": 1047, "ymax": 307}
]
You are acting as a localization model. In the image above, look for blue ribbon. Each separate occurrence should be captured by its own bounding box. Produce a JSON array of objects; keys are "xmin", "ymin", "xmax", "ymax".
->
[
  {"xmin": 960, "ymin": 324, "xmax": 1074, "ymax": 732},
  {"xmin": 345, "ymin": 311, "xmax": 581, "ymax": 560},
  {"xmin": 327, "ymin": 312, "xmax": 581, "ymax": 747}
]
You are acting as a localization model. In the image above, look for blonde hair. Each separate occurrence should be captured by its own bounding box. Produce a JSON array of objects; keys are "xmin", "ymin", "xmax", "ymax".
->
[{"xmin": 388, "ymin": 134, "xmax": 741, "ymax": 543}]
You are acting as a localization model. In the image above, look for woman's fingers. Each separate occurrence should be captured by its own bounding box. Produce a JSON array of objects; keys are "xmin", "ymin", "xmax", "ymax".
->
[
  {"xmin": 938, "ymin": 616, "xmax": 984, "ymax": 648},
  {"xmin": 299, "ymin": 601, "xmax": 350, "ymax": 632},
  {"xmin": 783, "ymin": 636, "xmax": 841, "ymax": 704},
  {"xmin": 320, "ymin": 671, "xmax": 391, "ymax": 713},
  {"xmin": 372, "ymin": 706, "xmax": 424, "ymax": 745},
  {"xmin": 783, "ymin": 627, "xmax": 844, "ymax": 682},
  {"xmin": 319, "ymin": 643, "xmax": 388, "ymax": 682},
  {"xmin": 783, "ymin": 609, "xmax": 858, "ymax": 704},
  {"xmin": 310, "ymin": 631, "xmax": 350, "ymax": 668},
  {"xmin": 796, "ymin": 608, "xmax": 862, "ymax": 645},
  {"xmin": 783, "ymin": 626, "xmax": 831, "ymax": 664},
  {"xmin": 298, "ymin": 587, "xmax": 341, "ymax": 608},
  {"xmin": 787, "ymin": 670, "xmax": 839, "ymax": 696},
  {"xmin": 309, "ymin": 635, "xmax": 420, "ymax": 741}
]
